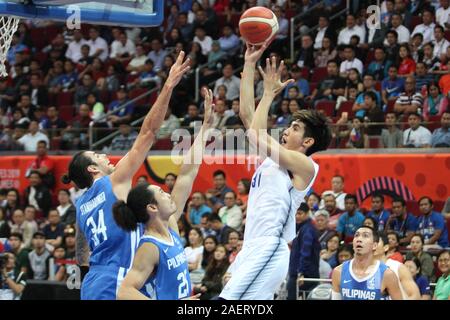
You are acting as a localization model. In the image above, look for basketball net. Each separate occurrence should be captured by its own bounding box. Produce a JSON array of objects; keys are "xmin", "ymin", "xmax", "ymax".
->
[{"xmin": 0, "ymin": 16, "xmax": 20, "ymax": 77}]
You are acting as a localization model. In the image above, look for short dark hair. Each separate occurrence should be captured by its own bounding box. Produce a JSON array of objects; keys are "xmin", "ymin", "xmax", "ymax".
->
[
  {"xmin": 386, "ymin": 30, "xmax": 398, "ymax": 38},
  {"xmin": 165, "ymin": 173, "xmax": 177, "ymax": 179},
  {"xmin": 9, "ymin": 232, "xmax": 23, "ymax": 242},
  {"xmin": 291, "ymin": 110, "xmax": 331, "ymax": 156},
  {"xmin": 213, "ymin": 170, "xmax": 226, "ymax": 179},
  {"xmin": 37, "ymin": 140, "xmax": 47, "ymax": 147},
  {"xmin": 372, "ymin": 193, "xmax": 384, "ymax": 202},
  {"xmin": 418, "ymin": 196, "xmax": 433, "ymax": 206},
  {"xmin": 113, "ymin": 184, "xmax": 155, "ymax": 231},
  {"xmin": 208, "ymin": 214, "xmax": 222, "ymax": 223},
  {"xmin": 344, "ymin": 194, "xmax": 357, "ymax": 202},
  {"xmin": 392, "ymin": 197, "xmax": 406, "ymax": 206},
  {"xmin": 434, "ymin": 25, "xmax": 445, "ymax": 33},
  {"xmin": 364, "ymin": 91, "xmax": 377, "ymax": 102},
  {"xmin": 62, "ymin": 151, "xmax": 96, "ymax": 189},
  {"xmin": 327, "ymin": 59, "xmax": 338, "ymax": 66}
]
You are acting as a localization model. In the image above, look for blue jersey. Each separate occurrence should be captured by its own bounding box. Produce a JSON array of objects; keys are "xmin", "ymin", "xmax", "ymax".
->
[
  {"xmin": 368, "ymin": 210, "xmax": 390, "ymax": 232},
  {"xmin": 417, "ymin": 211, "xmax": 449, "ymax": 248},
  {"xmin": 139, "ymin": 228, "xmax": 191, "ymax": 300},
  {"xmin": 76, "ymin": 176, "xmax": 143, "ymax": 300},
  {"xmin": 341, "ymin": 259, "xmax": 388, "ymax": 300}
]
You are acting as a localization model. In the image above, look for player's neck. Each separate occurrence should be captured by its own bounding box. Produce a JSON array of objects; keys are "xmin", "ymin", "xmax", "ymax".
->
[
  {"xmin": 353, "ymin": 254, "xmax": 374, "ymax": 270},
  {"xmin": 146, "ymin": 219, "xmax": 171, "ymax": 240}
]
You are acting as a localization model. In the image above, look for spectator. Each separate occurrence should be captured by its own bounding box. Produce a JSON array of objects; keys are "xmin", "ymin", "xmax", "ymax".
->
[
  {"xmin": 199, "ymin": 215, "xmax": 216, "ymax": 239},
  {"xmin": 411, "ymin": 9, "xmax": 436, "ymax": 44},
  {"xmin": 63, "ymin": 229, "xmax": 76, "ymax": 259},
  {"xmin": 421, "ymin": 42, "xmax": 440, "ymax": 72},
  {"xmin": 156, "ymin": 106, "xmax": 180, "ymax": 139},
  {"xmin": 384, "ymin": 30, "xmax": 400, "ymax": 63},
  {"xmin": 129, "ymin": 59, "xmax": 159, "ymax": 90},
  {"xmin": 410, "ymin": 33, "xmax": 424, "ymax": 62},
  {"xmin": 184, "ymin": 227, "xmax": 204, "ymax": 284},
  {"xmin": 436, "ymin": 0, "xmax": 450, "ymax": 28},
  {"xmin": 235, "ymin": 179, "xmax": 249, "ymax": 214},
  {"xmin": 110, "ymin": 31, "xmax": 136, "ymax": 61},
  {"xmin": 313, "ymin": 15, "xmax": 336, "ymax": 50},
  {"xmin": 433, "ymin": 249, "xmax": 450, "ymax": 300},
  {"xmin": 7, "ymin": 232, "xmax": 29, "ymax": 274},
  {"xmin": 314, "ymin": 210, "xmax": 334, "ymax": 250},
  {"xmin": 75, "ymin": 73, "xmax": 98, "ymax": 107},
  {"xmin": 29, "ymin": 74, "xmax": 49, "ymax": 108},
  {"xmin": 339, "ymin": 45, "xmax": 363, "ymax": 77},
  {"xmin": 61, "ymin": 104, "xmax": 92, "ymax": 150},
  {"xmin": 403, "ymin": 113, "xmax": 432, "ymax": 148},
  {"xmin": 208, "ymin": 170, "xmax": 233, "ymax": 207},
  {"xmin": 23, "ymin": 206, "xmax": 38, "ymax": 237},
  {"xmin": 404, "ymin": 258, "xmax": 431, "ymax": 300},
  {"xmin": 193, "ymin": 8, "xmax": 217, "ymax": 38},
  {"xmin": 218, "ymin": 191, "xmax": 243, "ymax": 232},
  {"xmin": 309, "ymin": 60, "xmax": 346, "ymax": 103},
  {"xmin": 87, "ymin": 27, "xmax": 109, "ymax": 61},
  {"xmin": 2, "ymin": 189, "xmax": 21, "ymax": 220},
  {"xmin": 283, "ymin": 65, "xmax": 309, "ymax": 99},
  {"xmin": 177, "ymin": 12, "xmax": 194, "ymax": 40},
  {"xmin": 335, "ymin": 116, "xmax": 369, "ymax": 149},
  {"xmin": 406, "ymin": 234, "xmax": 435, "ymax": 282},
  {"xmin": 65, "ymin": 29, "xmax": 88, "ymax": 63},
  {"xmin": 353, "ymin": 78, "xmax": 382, "ymax": 118},
  {"xmin": 42, "ymin": 209, "xmax": 64, "ymax": 250},
  {"xmin": 23, "ymin": 171, "xmax": 52, "ymax": 217},
  {"xmin": 320, "ymin": 175, "xmax": 347, "ymax": 211},
  {"xmin": 432, "ymin": 111, "xmax": 450, "ymax": 147},
  {"xmin": 126, "ymin": 44, "xmax": 148, "ymax": 74},
  {"xmin": 438, "ymin": 60, "xmax": 450, "ymax": 96},
  {"xmin": 195, "ymin": 244, "xmax": 229, "ymax": 300},
  {"xmin": 287, "ymin": 203, "xmax": 320, "ymax": 300},
  {"xmin": 218, "ymin": 24, "xmax": 240, "ymax": 57},
  {"xmin": 416, "ymin": 196, "xmax": 449, "ymax": 249},
  {"xmin": 6, "ymin": 33, "xmax": 27, "ymax": 66},
  {"xmin": 0, "ymin": 207, "xmax": 10, "ymax": 238},
  {"xmin": 200, "ymin": 235, "xmax": 217, "ymax": 269},
  {"xmin": 380, "ymin": 112, "xmax": 403, "ymax": 148},
  {"xmin": 213, "ymin": 63, "xmax": 240, "ymax": 101},
  {"xmin": 394, "ymin": 76, "xmax": 423, "ymax": 115},
  {"xmin": 0, "ymin": 252, "xmax": 27, "ymax": 300},
  {"xmin": 109, "ymin": 123, "xmax": 138, "ymax": 151},
  {"xmin": 386, "ymin": 197, "xmax": 417, "ymax": 245},
  {"xmin": 17, "ymin": 94, "xmax": 37, "ymax": 121},
  {"xmin": 164, "ymin": 173, "xmax": 176, "ymax": 194},
  {"xmin": 424, "ymin": 84, "xmax": 449, "ymax": 121},
  {"xmin": 296, "ymin": 34, "xmax": 315, "ymax": 69},
  {"xmin": 433, "ymin": 25, "xmax": 449, "ymax": 59},
  {"xmin": 386, "ymin": 13, "xmax": 410, "ymax": 45},
  {"xmin": 322, "ymin": 193, "xmax": 343, "ymax": 230},
  {"xmin": 270, "ymin": 5, "xmax": 289, "ymax": 53},
  {"xmin": 188, "ymin": 192, "xmax": 212, "ymax": 227},
  {"xmin": 208, "ymin": 214, "xmax": 234, "ymax": 245},
  {"xmin": 307, "ymin": 192, "xmax": 321, "ymax": 213},
  {"xmin": 56, "ymin": 189, "xmax": 76, "ymax": 226},
  {"xmin": 147, "ymin": 38, "xmax": 167, "ymax": 72},
  {"xmin": 41, "ymin": 106, "xmax": 67, "ymax": 137},
  {"xmin": 337, "ymin": 244, "xmax": 354, "ymax": 266},
  {"xmin": 386, "ymin": 231, "xmax": 404, "ymax": 263},
  {"xmin": 8, "ymin": 209, "xmax": 34, "ymax": 249},
  {"xmin": 366, "ymin": 47, "xmax": 392, "ymax": 81},
  {"xmin": 381, "ymin": 65, "xmax": 404, "ymax": 109},
  {"xmin": 46, "ymin": 245, "xmax": 67, "ymax": 281},
  {"xmin": 337, "ymin": 14, "xmax": 366, "ymax": 45},
  {"xmin": 27, "ymin": 231, "xmax": 51, "ymax": 282},
  {"xmin": 77, "ymin": 44, "xmax": 93, "ymax": 67},
  {"xmin": 397, "ymin": 44, "xmax": 416, "ymax": 78},
  {"xmin": 193, "ymin": 26, "xmax": 212, "ymax": 56},
  {"xmin": 225, "ymin": 230, "xmax": 240, "ymax": 263},
  {"xmin": 320, "ymin": 233, "xmax": 339, "ymax": 269},
  {"xmin": 415, "ymin": 63, "xmax": 435, "ymax": 95},
  {"xmin": 18, "ymin": 121, "xmax": 49, "ymax": 152},
  {"xmin": 367, "ymin": 193, "xmax": 390, "ymax": 232},
  {"xmin": 107, "ymin": 86, "xmax": 135, "ymax": 126},
  {"xmin": 26, "ymin": 140, "xmax": 55, "ymax": 189},
  {"xmin": 336, "ymin": 194, "xmax": 365, "ymax": 242},
  {"xmin": 314, "ymin": 36, "xmax": 337, "ymax": 68}
]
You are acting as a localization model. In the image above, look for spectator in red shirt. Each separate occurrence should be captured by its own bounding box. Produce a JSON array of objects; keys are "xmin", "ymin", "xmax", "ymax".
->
[
  {"xmin": 397, "ymin": 44, "xmax": 416, "ymax": 78},
  {"xmin": 26, "ymin": 140, "xmax": 55, "ymax": 189}
]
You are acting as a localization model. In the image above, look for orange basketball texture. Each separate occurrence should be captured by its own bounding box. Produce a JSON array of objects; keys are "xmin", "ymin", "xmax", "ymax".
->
[{"xmin": 239, "ymin": 7, "xmax": 279, "ymax": 45}]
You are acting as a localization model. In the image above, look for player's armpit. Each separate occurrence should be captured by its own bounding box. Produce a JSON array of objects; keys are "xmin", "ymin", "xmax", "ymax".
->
[
  {"xmin": 117, "ymin": 243, "xmax": 158, "ymax": 300},
  {"xmin": 383, "ymin": 268, "xmax": 403, "ymax": 300}
]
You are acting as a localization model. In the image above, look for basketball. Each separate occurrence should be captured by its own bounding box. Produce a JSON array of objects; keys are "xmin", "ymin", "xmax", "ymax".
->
[{"xmin": 239, "ymin": 7, "xmax": 279, "ymax": 45}]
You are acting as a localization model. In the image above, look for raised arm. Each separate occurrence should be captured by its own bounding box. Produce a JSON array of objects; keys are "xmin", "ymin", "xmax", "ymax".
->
[
  {"xmin": 117, "ymin": 243, "xmax": 158, "ymax": 300},
  {"xmin": 239, "ymin": 42, "xmax": 269, "ymax": 129},
  {"xmin": 111, "ymin": 52, "xmax": 191, "ymax": 195},
  {"xmin": 248, "ymin": 57, "xmax": 315, "ymax": 189},
  {"xmin": 168, "ymin": 88, "xmax": 214, "ymax": 232}
]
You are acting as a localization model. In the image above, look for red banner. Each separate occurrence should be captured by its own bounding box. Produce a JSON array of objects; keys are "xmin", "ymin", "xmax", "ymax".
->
[{"xmin": 0, "ymin": 153, "xmax": 448, "ymax": 205}]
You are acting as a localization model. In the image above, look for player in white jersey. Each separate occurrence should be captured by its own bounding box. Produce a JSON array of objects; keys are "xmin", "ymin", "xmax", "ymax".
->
[
  {"xmin": 374, "ymin": 232, "xmax": 420, "ymax": 299},
  {"xmin": 219, "ymin": 43, "xmax": 332, "ymax": 300}
]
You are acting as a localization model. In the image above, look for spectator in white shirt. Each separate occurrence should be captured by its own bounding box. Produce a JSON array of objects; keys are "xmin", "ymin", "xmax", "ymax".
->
[
  {"xmin": 110, "ymin": 31, "xmax": 136, "ymax": 61},
  {"xmin": 87, "ymin": 27, "xmax": 109, "ymax": 61},
  {"xmin": 193, "ymin": 26, "xmax": 213, "ymax": 56},
  {"xmin": 411, "ymin": 9, "xmax": 436, "ymax": 44},
  {"xmin": 218, "ymin": 191, "xmax": 243, "ymax": 232},
  {"xmin": 126, "ymin": 44, "xmax": 147, "ymax": 74},
  {"xmin": 65, "ymin": 30, "xmax": 88, "ymax": 63},
  {"xmin": 436, "ymin": 0, "xmax": 450, "ymax": 28},
  {"xmin": 433, "ymin": 25, "xmax": 449, "ymax": 59},
  {"xmin": 319, "ymin": 175, "xmax": 347, "ymax": 211},
  {"xmin": 337, "ymin": 14, "xmax": 366, "ymax": 45},
  {"xmin": 339, "ymin": 45, "xmax": 364, "ymax": 77},
  {"xmin": 384, "ymin": 13, "xmax": 410, "ymax": 45},
  {"xmin": 18, "ymin": 121, "xmax": 49, "ymax": 152},
  {"xmin": 213, "ymin": 63, "xmax": 241, "ymax": 101},
  {"xmin": 403, "ymin": 113, "xmax": 432, "ymax": 148},
  {"xmin": 314, "ymin": 15, "xmax": 334, "ymax": 49}
]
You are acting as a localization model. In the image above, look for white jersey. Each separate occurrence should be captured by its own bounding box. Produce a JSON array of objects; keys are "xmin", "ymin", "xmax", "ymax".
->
[
  {"xmin": 386, "ymin": 258, "xmax": 407, "ymax": 299},
  {"xmin": 244, "ymin": 157, "xmax": 319, "ymax": 243}
]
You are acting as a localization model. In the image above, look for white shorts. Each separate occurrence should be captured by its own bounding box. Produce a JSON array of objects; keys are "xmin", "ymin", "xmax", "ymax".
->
[{"xmin": 220, "ymin": 236, "xmax": 289, "ymax": 300}]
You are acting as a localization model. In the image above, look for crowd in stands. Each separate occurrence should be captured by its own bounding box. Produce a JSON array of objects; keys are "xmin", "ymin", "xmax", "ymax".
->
[
  {"xmin": 0, "ymin": 0, "xmax": 449, "ymax": 151},
  {"xmin": 0, "ymin": 0, "xmax": 450, "ymax": 300}
]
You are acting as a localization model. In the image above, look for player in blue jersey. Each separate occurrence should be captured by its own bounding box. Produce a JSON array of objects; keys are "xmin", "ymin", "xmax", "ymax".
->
[
  {"xmin": 112, "ymin": 88, "xmax": 214, "ymax": 300},
  {"xmin": 331, "ymin": 226, "xmax": 403, "ymax": 300},
  {"xmin": 62, "ymin": 52, "xmax": 191, "ymax": 300}
]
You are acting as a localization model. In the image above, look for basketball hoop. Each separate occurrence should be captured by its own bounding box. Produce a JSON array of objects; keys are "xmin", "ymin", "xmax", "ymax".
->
[{"xmin": 0, "ymin": 16, "xmax": 20, "ymax": 77}]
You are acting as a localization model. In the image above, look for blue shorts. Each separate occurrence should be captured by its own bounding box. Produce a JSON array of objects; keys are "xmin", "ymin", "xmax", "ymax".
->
[{"xmin": 81, "ymin": 265, "xmax": 127, "ymax": 300}]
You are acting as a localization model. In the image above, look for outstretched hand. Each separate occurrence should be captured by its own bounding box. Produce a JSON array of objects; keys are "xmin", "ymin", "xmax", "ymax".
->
[
  {"xmin": 258, "ymin": 57, "xmax": 294, "ymax": 96},
  {"xmin": 203, "ymin": 87, "xmax": 214, "ymax": 127},
  {"xmin": 166, "ymin": 51, "xmax": 191, "ymax": 89},
  {"xmin": 244, "ymin": 36, "xmax": 273, "ymax": 65}
]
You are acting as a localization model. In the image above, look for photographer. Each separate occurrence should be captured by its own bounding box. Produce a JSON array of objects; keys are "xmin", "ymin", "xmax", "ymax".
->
[{"xmin": 0, "ymin": 253, "xmax": 27, "ymax": 300}]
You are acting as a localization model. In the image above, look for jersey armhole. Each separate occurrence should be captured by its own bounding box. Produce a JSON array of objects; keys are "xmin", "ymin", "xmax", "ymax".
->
[{"xmin": 291, "ymin": 159, "xmax": 319, "ymax": 193}]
